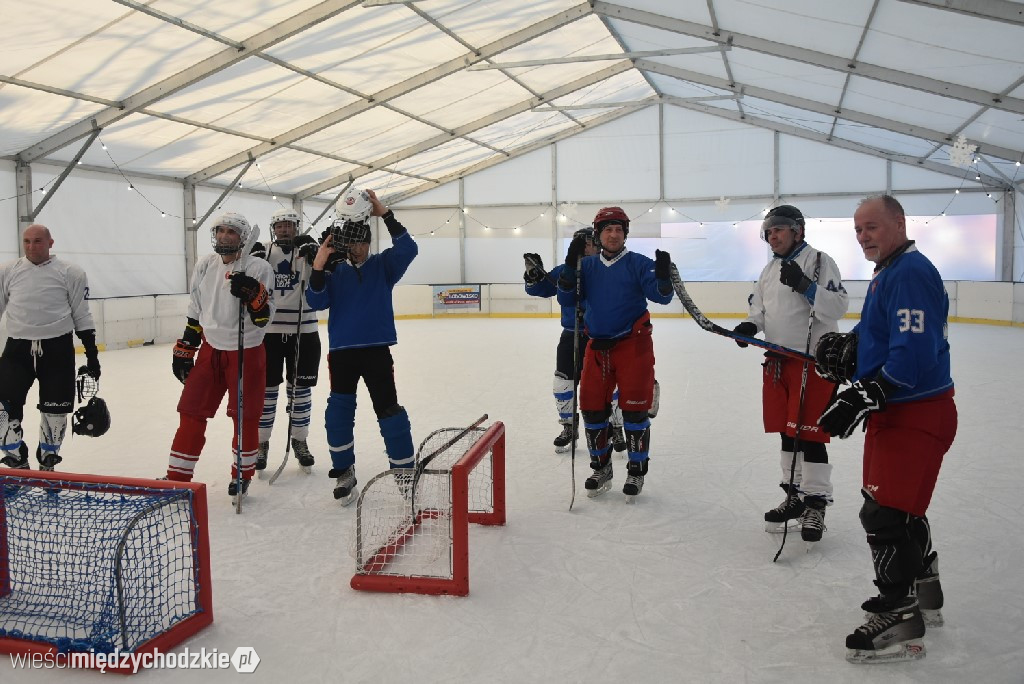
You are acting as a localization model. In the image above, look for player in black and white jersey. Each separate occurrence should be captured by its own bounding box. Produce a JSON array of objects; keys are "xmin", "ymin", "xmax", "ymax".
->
[
  {"xmin": 0, "ymin": 224, "xmax": 101, "ymax": 471},
  {"xmin": 248, "ymin": 209, "xmax": 321, "ymax": 474}
]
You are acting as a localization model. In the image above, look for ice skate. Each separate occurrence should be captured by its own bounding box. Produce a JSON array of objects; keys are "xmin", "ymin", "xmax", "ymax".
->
[
  {"xmin": 1, "ymin": 444, "xmax": 30, "ymax": 470},
  {"xmin": 36, "ymin": 449, "xmax": 61, "ymax": 472},
  {"xmin": 800, "ymin": 496, "xmax": 826, "ymax": 544},
  {"xmin": 291, "ymin": 438, "xmax": 315, "ymax": 474},
  {"xmin": 610, "ymin": 425, "xmax": 627, "ymax": 453},
  {"xmin": 622, "ymin": 459, "xmax": 647, "ymax": 503},
  {"xmin": 764, "ymin": 483, "xmax": 805, "ymax": 533},
  {"xmin": 228, "ymin": 478, "xmax": 250, "ymax": 505},
  {"xmin": 915, "ymin": 553, "xmax": 944, "ymax": 627},
  {"xmin": 846, "ymin": 595, "xmax": 926, "ymax": 663},
  {"xmin": 584, "ymin": 460, "xmax": 613, "ymax": 498},
  {"xmin": 553, "ymin": 423, "xmax": 576, "ymax": 454},
  {"xmin": 255, "ymin": 441, "xmax": 269, "ymax": 478},
  {"xmin": 331, "ymin": 467, "xmax": 357, "ymax": 506}
]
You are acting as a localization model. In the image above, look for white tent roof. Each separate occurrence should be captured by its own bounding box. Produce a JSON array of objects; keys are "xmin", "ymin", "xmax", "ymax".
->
[{"xmin": 3, "ymin": 0, "xmax": 1022, "ymax": 203}]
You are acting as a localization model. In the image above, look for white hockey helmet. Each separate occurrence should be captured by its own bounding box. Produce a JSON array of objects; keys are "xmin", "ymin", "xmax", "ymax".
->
[
  {"xmin": 271, "ymin": 209, "xmax": 301, "ymax": 246},
  {"xmin": 336, "ymin": 187, "xmax": 373, "ymax": 224},
  {"xmin": 210, "ymin": 212, "xmax": 252, "ymax": 255}
]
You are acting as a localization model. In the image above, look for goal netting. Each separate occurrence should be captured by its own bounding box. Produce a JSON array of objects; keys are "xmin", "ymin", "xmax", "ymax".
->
[
  {"xmin": 350, "ymin": 419, "xmax": 506, "ymax": 596},
  {"xmin": 0, "ymin": 470, "xmax": 212, "ymax": 663}
]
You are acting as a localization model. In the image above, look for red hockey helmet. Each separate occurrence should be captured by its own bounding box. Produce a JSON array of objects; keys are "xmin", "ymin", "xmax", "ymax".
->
[{"xmin": 592, "ymin": 206, "xmax": 630, "ymax": 238}]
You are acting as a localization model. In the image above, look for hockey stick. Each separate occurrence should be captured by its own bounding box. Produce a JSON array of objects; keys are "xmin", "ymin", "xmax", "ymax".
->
[
  {"xmin": 568, "ymin": 255, "xmax": 583, "ymax": 511},
  {"xmin": 668, "ymin": 263, "xmax": 814, "ymax": 362},
  {"xmin": 233, "ymin": 223, "xmax": 259, "ymax": 514},
  {"xmin": 410, "ymin": 414, "xmax": 489, "ymax": 515},
  {"xmin": 269, "ymin": 255, "xmax": 309, "ymax": 485},
  {"xmin": 774, "ymin": 252, "xmax": 822, "ymax": 562}
]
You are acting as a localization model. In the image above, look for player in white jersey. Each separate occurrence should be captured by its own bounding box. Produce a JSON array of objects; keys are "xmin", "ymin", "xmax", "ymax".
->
[
  {"xmin": 0, "ymin": 224, "xmax": 101, "ymax": 471},
  {"xmin": 248, "ymin": 210, "xmax": 321, "ymax": 475},
  {"xmin": 164, "ymin": 213, "xmax": 275, "ymax": 504},
  {"xmin": 734, "ymin": 205, "xmax": 848, "ymax": 542}
]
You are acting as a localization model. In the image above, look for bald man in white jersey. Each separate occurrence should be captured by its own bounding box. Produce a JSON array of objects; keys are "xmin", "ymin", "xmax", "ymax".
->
[{"xmin": 0, "ymin": 224, "xmax": 101, "ymax": 471}]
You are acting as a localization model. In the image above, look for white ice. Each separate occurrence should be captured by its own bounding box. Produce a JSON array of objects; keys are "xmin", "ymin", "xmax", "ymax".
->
[{"xmin": 4, "ymin": 317, "xmax": 1023, "ymax": 683}]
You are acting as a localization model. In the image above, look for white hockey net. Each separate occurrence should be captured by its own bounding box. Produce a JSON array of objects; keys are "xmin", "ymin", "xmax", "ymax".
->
[{"xmin": 350, "ymin": 420, "xmax": 506, "ymax": 596}]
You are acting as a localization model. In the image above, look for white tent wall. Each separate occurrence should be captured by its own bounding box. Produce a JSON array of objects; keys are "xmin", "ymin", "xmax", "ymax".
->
[{"xmin": 0, "ymin": 162, "xmax": 17, "ymax": 262}]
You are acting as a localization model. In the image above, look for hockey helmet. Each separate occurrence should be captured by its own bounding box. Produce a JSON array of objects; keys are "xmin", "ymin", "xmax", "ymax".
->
[
  {"xmin": 337, "ymin": 187, "xmax": 374, "ymax": 224},
  {"xmin": 330, "ymin": 217, "xmax": 371, "ymax": 246},
  {"xmin": 761, "ymin": 205, "xmax": 805, "ymax": 242},
  {"xmin": 814, "ymin": 332, "xmax": 857, "ymax": 385},
  {"xmin": 210, "ymin": 212, "xmax": 252, "ymax": 255},
  {"xmin": 72, "ymin": 397, "xmax": 110, "ymax": 437},
  {"xmin": 592, "ymin": 206, "xmax": 630, "ymax": 237},
  {"xmin": 271, "ymin": 209, "xmax": 301, "ymax": 247}
]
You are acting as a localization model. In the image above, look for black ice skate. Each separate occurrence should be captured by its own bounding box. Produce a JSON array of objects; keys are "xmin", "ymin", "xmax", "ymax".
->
[
  {"xmin": 622, "ymin": 459, "xmax": 648, "ymax": 503},
  {"xmin": 800, "ymin": 496, "xmax": 827, "ymax": 543},
  {"xmin": 291, "ymin": 438, "xmax": 315, "ymax": 474},
  {"xmin": 584, "ymin": 460, "xmax": 613, "ymax": 497},
  {"xmin": 846, "ymin": 595, "xmax": 926, "ymax": 664},
  {"xmin": 553, "ymin": 423, "xmax": 577, "ymax": 454},
  {"xmin": 228, "ymin": 478, "xmax": 250, "ymax": 505},
  {"xmin": 1, "ymin": 443, "xmax": 30, "ymax": 470},
  {"xmin": 331, "ymin": 467, "xmax": 358, "ymax": 506},
  {"xmin": 255, "ymin": 441, "xmax": 269, "ymax": 477},
  {"xmin": 610, "ymin": 425, "xmax": 627, "ymax": 453},
  {"xmin": 764, "ymin": 483, "xmax": 805, "ymax": 533}
]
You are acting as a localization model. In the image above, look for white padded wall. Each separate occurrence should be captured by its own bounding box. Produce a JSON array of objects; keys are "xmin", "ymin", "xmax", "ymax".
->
[
  {"xmin": 663, "ymin": 107, "xmax": 775, "ymax": 199},
  {"xmin": 0, "ymin": 160, "xmax": 17, "ymax": 261},
  {"xmin": 464, "ymin": 148, "xmax": 551, "ymax": 205},
  {"xmin": 779, "ymin": 136, "xmax": 886, "ymax": 194},
  {"xmin": 32, "ymin": 166, "xmax": 186, "ymax": 297},
  {"xmin": 556, "ymin": 108, "xmax": 660, "ymax": 201}
]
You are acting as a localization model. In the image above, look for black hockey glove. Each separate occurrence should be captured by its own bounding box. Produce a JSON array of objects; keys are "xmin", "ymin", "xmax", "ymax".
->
[
  {"xmin": 297, "ymin": 241, "xmax": 319, "ymax": 266},
  {"xmin": 172, "ymin": 340, "xmax": 198, "ymax": 385},
  {"xmin": 819, "ymin": 378, "xmax": 890, "ymax": 439},
  {"xmin": 565, "ymin": 235, "xmax": 586, "ymax": 267},
  {"xmin": 523, "ymin": 253, "xmax": 545, "ymax": 285},
  {"xmin": 779, "ymin": 259, "xmax": 811, "ymax": 294},
  {"xmin": 654, "ymin": 249, "xmax": 672, "ymax": 295},
  {"xmin": 733, "ymin": 321, "xmax": 757, "ymax": 348},
  {"xmin": 249, "ymin": 241, "xmax": 267, "ymax": 260},
  {"xmin": 229, "ymin": 273, "xmax": 267, "ymax": 306},
  {"xmin": 76, "ymin": 329, "xmax": 101, "ymax": 380}
]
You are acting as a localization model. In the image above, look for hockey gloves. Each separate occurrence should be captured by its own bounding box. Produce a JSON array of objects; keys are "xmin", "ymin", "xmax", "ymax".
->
[
  {"xmin": 249, "ymin": 241, "xmax": 267, "ymax": 260},
  {"xmin": 819, "ymin": 378, "xmax": 890, "ymax": 439},
  {"xmin": 733, "ymin": 321, "xmax": 757, "ymax": 348},
  {"xmin": 523, "ymin": 253, "xmax": 545, "ymax": 285},
  {"xmin": 228, "ymin": 273, "xmax": 271, "ymax": 327},
  {"xmin": 297, "ymin": 240, "xmax": 319, "ymax": 266},
  {"xmin": 75, "ymin": 329, "xmax": 101, "ymax": 380},
  {"xmin": 654, "ymin": 249, "xmax": 672, "ymax": 295},
  {"xmin": 779, "ymin": 259, "xmax": 812, "ymax": 294},
  {"xmin": 565, "ymin": 234, "xmax": 586, "ymax": 266},
  {"xmin": 172, "ymin": 340, "xmax": 198, "ymax": 385}
]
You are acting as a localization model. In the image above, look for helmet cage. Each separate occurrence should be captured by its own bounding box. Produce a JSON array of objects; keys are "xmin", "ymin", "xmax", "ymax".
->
[
  {"xmin": 330, "ymin": 219, "xmax": 371, "ymax": 246},
  {"xmin": 271, "ymin": 210, "xmax": 301, "ymax": 247},
  {"xmin": 210, "ymin": 212, "xmax": 252, "ymax": 255}
]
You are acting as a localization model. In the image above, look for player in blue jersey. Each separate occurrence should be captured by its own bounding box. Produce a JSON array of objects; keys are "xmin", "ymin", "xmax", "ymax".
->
[
  {"xmin": 248, "ymin": 209, "xmax": 322, "ymax": 476},
  {"xmin": 523, "ymin": 228, "xmax": 628, "ymax": 454},
  {"xmin": 816, "ymin": 195, "xmax": 956, "ymax": 664},
  {"xmin": 305, "ymin": 188, "xmax": 419, "ymax": 505},
  {"xmin": 556, "ymin": 207, "xmax": 673, "ymax": 500},
  {"xmin": 734, "ymin": 205, "xmax": 849, "ymax": 542}
]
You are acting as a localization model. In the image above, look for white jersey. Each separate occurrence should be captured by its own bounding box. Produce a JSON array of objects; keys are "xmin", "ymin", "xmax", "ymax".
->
[
  {"xmin": 744, "ymin": 242, "xmax": 848, "ymax": 351},
  {"xmin": 188, "ymin": 254, "xmax": 275, "ymax": 351},
  {"xmin": 262, "ymin": 243, "xmax": 317, "ymax": 335},
  {"xmin": 0, "ymin": 256, "xmax": 96, "ymax": 340}
]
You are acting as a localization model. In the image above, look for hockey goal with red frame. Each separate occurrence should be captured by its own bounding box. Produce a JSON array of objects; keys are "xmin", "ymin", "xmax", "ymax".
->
[
  {"xmin": 350, "ymin": 420, "xmax": 506, "ymax": 596},
  {"xmin": 0, "ymin": 469, "xmax": 213, "ymax": 673}
]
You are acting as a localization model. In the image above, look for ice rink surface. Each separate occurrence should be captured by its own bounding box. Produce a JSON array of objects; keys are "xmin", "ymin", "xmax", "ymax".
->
[{"xmin": 3, "ymin": 317, "xmax": 1022, "ymax": 683}]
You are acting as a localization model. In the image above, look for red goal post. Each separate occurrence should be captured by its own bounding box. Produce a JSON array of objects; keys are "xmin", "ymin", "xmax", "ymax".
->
[{"xmin": 351, "ymin": 420, "xmax": 506, "ymax": 596}]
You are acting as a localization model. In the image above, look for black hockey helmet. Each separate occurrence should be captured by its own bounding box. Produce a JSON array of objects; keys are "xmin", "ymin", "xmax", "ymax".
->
[
  {"xmin": 72, "ymin": 397, "xmax": 111, "ymax": 437},
  {"xmin": 761, "ymin": 205, "xmax": 805, "ymax": 242},
  {"xmin": 814, "ymin": 332, "xmax": 857, "ymax": 385}
]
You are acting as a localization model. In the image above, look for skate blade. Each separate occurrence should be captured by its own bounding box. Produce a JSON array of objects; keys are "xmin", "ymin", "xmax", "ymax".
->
[
  {"xmin": 300, "ymin": 465, "xmax": 313, "ymax": 475},
  {"xmin": 846, "ymin": 639, "xmax": 925, "ymax": 664},
  {"xmin": 335, "ymin": 490, "xmax": 357, "ymax": 506},
  {"xmin": 585, "ymin": 481, "xmax": 612, "ymax": 498},
  {"xmin": 764, "ymin": 520, "xmax": 800, "ymax": 534},
  {"xmin": 921, "ymin": 609, "xmax": 943, "ymax": 628},
  {"xmin": 256, "ymin": 470, "xmax": 268, "ymax": 479},
  {"xmin": 625, "ymin": 494, "xmax": 637, "ymax": 504},
  {"xmin": 230, "ymin": 492, "xmax": 248, "ymax": 506},
  {"xmin": 554, "ymin": 445, "xmax": 570, "ymax": 454}
]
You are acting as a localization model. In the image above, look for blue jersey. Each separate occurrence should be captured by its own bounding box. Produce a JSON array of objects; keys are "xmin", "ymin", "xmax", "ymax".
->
[
  {"xmin": 853, "ymin": 245, "xmax": 953, "ymax": 403},
  {"xmin": 556, "ymin": 249, "xmax": 672, "ymax": 339},
  {"xmin": 305, "ymin": 231, "xmax": 418, "ymax": 350},
  {"xmin": 526, "ymin": 263, "xmax": 581, "ymax": 330}
]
